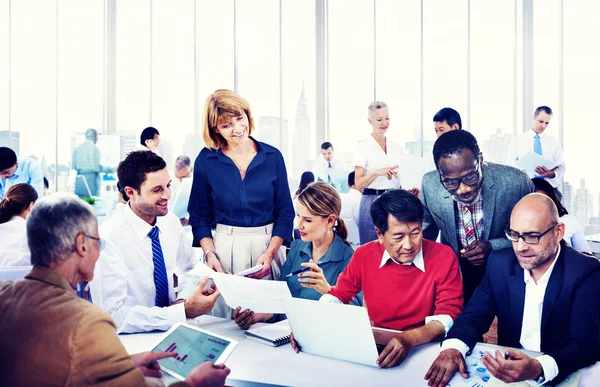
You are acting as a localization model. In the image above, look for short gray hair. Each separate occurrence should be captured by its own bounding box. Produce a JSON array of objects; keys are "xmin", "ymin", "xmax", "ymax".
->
[
  {"xmin": 27, "ymin": 193, "xmax": 97, "ymax": 266},
  {"xmin": 174, "ymin": 155, "xmax": 191, "ymax": 171},
  {"xmin": 368, "ymin": 100, "xmax": 388, "ymax": 117}
]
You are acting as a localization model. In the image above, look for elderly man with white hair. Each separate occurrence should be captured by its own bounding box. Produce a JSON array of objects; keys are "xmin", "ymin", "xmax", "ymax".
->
[{"xmin": 0, "ymin": 193, "xmax": 230, "ymax": 387}]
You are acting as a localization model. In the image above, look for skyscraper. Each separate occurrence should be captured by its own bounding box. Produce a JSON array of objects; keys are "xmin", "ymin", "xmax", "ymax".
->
[
  {"xmin": 574, "ymin": 178, "xmax": 593, "ymax": 226},
  {"xmin": 0, "ymin": 130, "xmax": 20, "ymax": 155},
  {"xmin": 292, "ymin": 85, "xmax": 311, "ymax": 180},
  {"xmin": 119, "ymin": 131, "xmax": 138, "ymax": 161},
  {"xmin": 562, "ymin": 181, "xmax": 573, "ymax": 215},
  {"xmin": 485, "ymin": 128, "xmax": 512, "ymax": 164}
]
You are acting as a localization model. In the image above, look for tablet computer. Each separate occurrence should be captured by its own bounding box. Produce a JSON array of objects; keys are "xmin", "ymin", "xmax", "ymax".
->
[{"xmin": 150, "ymin": 322, "xmax": 237, "ymax": 381}]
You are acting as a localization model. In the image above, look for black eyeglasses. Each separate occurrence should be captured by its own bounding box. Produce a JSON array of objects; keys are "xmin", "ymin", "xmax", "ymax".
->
[
  {"xmin": 504, "ymin": 222, "xmax": 558, "ymax": 245},
  {"xmin": 439, "ymin": 157, "xmax": 482, "ymax": 191},
  {"xmin": 85, "ymin": 235, "xmax": 105, "ymax": 251}
]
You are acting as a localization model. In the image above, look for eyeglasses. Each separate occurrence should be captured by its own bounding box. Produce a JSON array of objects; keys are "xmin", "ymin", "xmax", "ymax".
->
[
  {"xmin": 504, "ymin": 222, "xmax": 558, "ymax": 245},
  {"xmin": 439, "ymin": 157, "xmax": 482, "ymax": 191},
  {"xmin": 85, "ymin": 235, "xmax": 105, "ymax": 251}
]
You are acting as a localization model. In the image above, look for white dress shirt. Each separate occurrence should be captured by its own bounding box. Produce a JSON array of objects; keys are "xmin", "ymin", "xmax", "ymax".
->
[
  {"xmin": 352, "ymin": 136, "xmax": 403, "ymax": 190},
  {"xmin": 321, "ymin": 245, "xmax": 454, "ymax": 334},
  {"xmin": 441, "ymin": 246, "xmax": 562, "ymax": 386},
  {"xmin": 506, "ymin": 129, "xmax": 565, "ymax": 188},
  {"xmin": 0, "ymin": 216, "xmax": 30, "ymax": 266},
  {"xmin": 339, "ymin": 189, "xmax": 362, "ymax": 245},
  {"xmin": 94, "ymin": 203, "xmax": 197, "ymax": 333}
]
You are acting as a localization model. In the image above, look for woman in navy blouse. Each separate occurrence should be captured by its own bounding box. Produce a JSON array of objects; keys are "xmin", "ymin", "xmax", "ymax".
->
[
  {"xmin": 233, "ymin": 182, "xmax": 361, "ymax": 330},
  {"xmin": 188, "ymin": 89, "xmax": 294, "ymax": 284}
]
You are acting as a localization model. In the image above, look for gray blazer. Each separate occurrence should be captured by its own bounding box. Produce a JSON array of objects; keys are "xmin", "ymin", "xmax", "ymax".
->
[{"xmin": 421, "ymin": 162, "xmax": 534, "ymax": 254}]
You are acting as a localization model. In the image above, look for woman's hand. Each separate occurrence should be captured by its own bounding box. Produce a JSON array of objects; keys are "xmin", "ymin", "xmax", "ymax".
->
[
  {"xmin": 205, "ymin": 253, "xmax": 224, "ymax": 273},
  {"xmin": 247, "ymin": 253, "xmax": 273, "ymax": 279},
  {"xmin": 375, "ymin": 165, "xmax": 399, "ymax": 180},
  {"xmin": 232, "ymin": 307, "xmax": 273, "ymax": 330},
  {"xmin": 298, "ymin": 260, "xmax": 331, "ymax": 295}
]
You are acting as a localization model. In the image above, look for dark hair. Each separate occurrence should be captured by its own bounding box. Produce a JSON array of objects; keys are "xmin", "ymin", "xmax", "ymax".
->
[
  {"xmin": 370, "ymin": 189, "xmax": 424, "ymax": 234},
  {"xmin": 0, "ymin": 183, "xmax": 38, "ymax": 224},
  {"xmin": 117, "ymin": 181, "xmax": 130, "ymax": 201},
  {"xmin": 433, "ymin": 130, "xmax": 481, "ymax": 168},
  {"xmin": 348, "ymin": 171, "xmax": 356, "ymax": 187},
  {"xmin": 117, "ymin": 151, "xmax": 167, "ymax": 193},
  {"xmin": 321, "ymin": 142, "xmax": 333, "ymax": 151},
  {"xmin": 0, "ymin": 147, "xmax": 18, "ymax": 170},
  {"xmin": 43, "ymin": 177, "xmax": 49, "ymax": 189},
  {"xmin": 140, "ymin": 126, "xmax": 160, "ymax": 147},
  {"xmin": 296, "ymin": 171, "xmax": 315, "ymax": 196},
  {"xmin": 532, "ymin": 178, "xmax": 567, "ymax": 217},
  {"xmin": 433, "ymin": 107, "xmax": 462, "ymax": 130},
  {"xmin": 533, "ymin": 106, "xmax": 553, "ymax": 117}
]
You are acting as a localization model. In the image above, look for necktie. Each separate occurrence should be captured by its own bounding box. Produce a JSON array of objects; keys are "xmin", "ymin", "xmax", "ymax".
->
[
  {"xmin": 533, "ymin": 134, "xmax": 542, "ymax": 155},
  {"xmin": 327, "ymin": 162, "xmax": 333, "ymax": 185},
  {"xmin": 148, "ymin": 226, "xmax": 170, "ymax": 308},
  {"xmin": 462, "ymin": 205, "xmax": 477, "ymax": 246}
]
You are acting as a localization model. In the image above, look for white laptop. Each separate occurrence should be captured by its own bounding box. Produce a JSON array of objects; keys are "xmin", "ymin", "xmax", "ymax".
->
[{"xmin": 282, "ymin": 297, "xmax": 380, "ymax": 367}]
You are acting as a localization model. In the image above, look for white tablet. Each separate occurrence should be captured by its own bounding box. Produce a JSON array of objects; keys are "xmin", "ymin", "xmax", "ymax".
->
[{"xmin": 150, "ymin": 322, "xmax": 237, "ymax": 381}]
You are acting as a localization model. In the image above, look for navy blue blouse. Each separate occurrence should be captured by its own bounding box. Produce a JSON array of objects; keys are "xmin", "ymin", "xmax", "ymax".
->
[{"xmin": 188, "ymin": 138, "xmax": 294, "ymax": 246}]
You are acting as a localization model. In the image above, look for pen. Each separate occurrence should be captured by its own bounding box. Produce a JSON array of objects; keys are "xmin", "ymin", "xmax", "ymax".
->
[{"xmin": 285, "ymin": 261, "xmax": 323, "ymax": 278}]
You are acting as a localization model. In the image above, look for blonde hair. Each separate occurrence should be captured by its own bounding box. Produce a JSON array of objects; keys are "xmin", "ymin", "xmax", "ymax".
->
[
  {"xmin": 368, "ymin": 100, "xmax": 388, "ymax": 117},
  {"xmin": 297, "ymin": 182, "xmax": 349, "ymax": 246},
  {"xmin": 202, "ymin": 89, "xmax": 255, "ymax": 149}
]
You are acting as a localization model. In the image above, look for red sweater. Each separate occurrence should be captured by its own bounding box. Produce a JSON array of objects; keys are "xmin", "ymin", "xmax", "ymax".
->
[{"xmin": 328, "ymin": 239, "xmax": 463, "ymax": 331}]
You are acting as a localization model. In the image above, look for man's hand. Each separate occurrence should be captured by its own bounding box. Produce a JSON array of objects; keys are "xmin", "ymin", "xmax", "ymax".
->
[
  {"xmin": 130, "ymin": 351, "xmax": 177, "ymax": 378},
  {"xmin": 232, "ymin": 307, "xmax": 273, "ymax": 330},
  {"xmin": 290, "ymin": 333, "xmax": 301, "ymax": 353},
  {"xmin": 481, "ymin": 349, "xmax": 543, "ymax": 384},
  {"xmin": 460, "ymin": 240, "xmax": 492, "ymax": 266},
  {"xmin": 298, "ymin": 260, "xmax": 331, "ymax": 295},
  {"xmin": 247, "ymin": 253, "xmax": 273, "ymax": 279},
  {"xmin": 184, "ymin": 277, "xmax": 221, "ymax": 318},
  {"xmin": 376, "ymin": 333, "xmax": 413, "ymax": 368},
  {"xmin": 206, "ymin": 253, "xmax": 224, "ymax": 273},
  {"xmin": 185, "ymin": 362, "xmax": 230, "ymax": 387},
  {"xmin": 534, "ymin": 165, "xmax": 556, "ymax": 178},
  {"xmin": 425, "ymin": 348, "xmax": 468, "ymax": 387}
]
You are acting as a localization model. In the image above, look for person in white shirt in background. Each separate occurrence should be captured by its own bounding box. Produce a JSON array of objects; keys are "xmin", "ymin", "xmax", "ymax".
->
[
  {"xmin": 169, "ymin": 155, "xmax": 194, "ymax": 227},
  {"xmin": 138, "ymin": 126, "xmax": 162, "ymax": 157},
  {"xmin": 94, "ymin": 150, "xmax": 219, "ymax": 334},
  {"xmin": 311, "ymin": 142, "xmax": 347, "ymax": 192},
  {"xmin": 0, "ymin": 183, "xmax": 37, "ymax": 266},
  {"xmin": 506, "ymin": 106, "xmax": 565, "ymax": 198},
  {"xmin": 433, "ymin": 107, "xmax": 462, "ymax": 138},
  {"xmin": 339, "ymin": 171, "xmax": 362, "ymax": 246}
]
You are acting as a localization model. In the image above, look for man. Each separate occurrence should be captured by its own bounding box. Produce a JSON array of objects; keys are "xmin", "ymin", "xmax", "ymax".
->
[
  {"xmin": 170, "ymin": 155, "xmax": 194, "ymax": 225},
  {"xmin": 310, "ymin": 189, "xmax": 463, "ymax": 368},
  {"xmin": 140, "ymin": 126, "xmax": 161, "ymax": 153},
  {"xmin": 72, "ymin": 128, "xmax": 113, "ymax": 197},
  {"xmin": 425, "ymin": 194, "xmax": 600, "ymax": 387},
  {"xmin": 311, "ymin": 141, "xmax": 345, "ymax": 191},
  {"xmin": 0, "ymin": 147, "xmax": 44, "ymax": 200},
  {"xmin": 94, "ymin": 151, "xmax": 220, "ymax": 333},
  {"xmin": 506, "ymin": 106, "xmax": 565, "ymax": 197},
  {"xmin": 0, "ymin": 193, "xmax": 230, "ymax": 386},
  {"xmin": 433, "ymin": 107, "xmax": 462, "ymax": 138},
  {"xmin": 174, "ymin": 155, "xmax": 193, "ymax": 183},
  {"xmin": 339, "ymin": 171, "xmax": 362, "ymax": 245},
  {"xmin": 421, "ymin": 130, "xmax": 534, "ymax": 302}
]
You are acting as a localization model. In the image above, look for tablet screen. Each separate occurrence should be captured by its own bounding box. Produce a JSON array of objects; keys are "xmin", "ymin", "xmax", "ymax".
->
[{"xmin": 152, "ymin": 324, "xmax": 232, "ymax": 378}]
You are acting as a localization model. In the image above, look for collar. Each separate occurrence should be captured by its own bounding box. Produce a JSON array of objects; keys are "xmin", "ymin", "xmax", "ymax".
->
[
  {"xmin": 11, "ymin": 158, "xmax": 26, "ymax": 179},
  {"xmin": 379, "ymin": 245, "xmax": 425, "ymax": 272},
  {"xmin": 298, "ymin": 234, "xmax": 346, "ymax": 264},
  {"xmin": 25, "ymin": 265, "xmax": 76, "ymax": 293},
  {"xmin": 123, "ymin": 202, "xmax": 164, "ymax": 241},
  {"xmin": 205, "ymin": 137, "xmax": 274, "ymax": 159},
  {"xmin": 529, "ymin": 129, "xmax": 545, "ymax": 138},
  {"xmin": 523, "ymin": 244, "xmax": 561, "ymax": 285}
]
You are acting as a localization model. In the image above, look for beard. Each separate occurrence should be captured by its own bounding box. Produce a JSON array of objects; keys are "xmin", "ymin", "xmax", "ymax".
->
[{"xmin": 515, "ymin": 239, "xmax": 558, "ymax": 271}]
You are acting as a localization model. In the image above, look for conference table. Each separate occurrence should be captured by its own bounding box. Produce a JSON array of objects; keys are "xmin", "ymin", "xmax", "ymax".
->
[{"xmin": 119, "ymin": 316, "xmax": 600, "ymax": 387}]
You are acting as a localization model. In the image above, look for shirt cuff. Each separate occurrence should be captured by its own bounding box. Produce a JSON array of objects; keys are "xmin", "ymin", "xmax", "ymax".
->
[
  {"xmin": 166, "ymin": 302, "xmax": 187, "ymax": 325},
  {"xmin": 526, "ymin": 355, "xmax": 559, "ymax": 386},
  {"xmin": 425, "ymin": 314, "xmax": 454, "ymax": 335},
  {"xmin": 440, "ymin": 338, "xmax": 470, "ymax": 358},
  {"xmin": 319, "ymin": 294, "xmax": 343, "ymax": 304}
]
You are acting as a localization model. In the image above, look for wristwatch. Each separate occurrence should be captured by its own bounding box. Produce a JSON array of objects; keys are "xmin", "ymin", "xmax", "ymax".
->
[
  {"xmin": 203, "ymin": 249, "xmax": 220, "ymax": 264},
  {"xmin": 535, "ymin": 369, "xmax": 545, "ymax": 384}
]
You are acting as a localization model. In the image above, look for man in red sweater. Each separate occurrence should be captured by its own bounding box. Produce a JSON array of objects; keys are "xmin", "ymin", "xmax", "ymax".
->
[{"xmin": 322, "ymin": 189, "xmax": 464, "ymax": 368}]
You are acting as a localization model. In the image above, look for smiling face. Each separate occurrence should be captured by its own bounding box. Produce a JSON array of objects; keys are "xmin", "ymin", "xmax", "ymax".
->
[
  {"xmin": 217, "ymin": 112, "xmax": 250, "ymax": 147},
  {"xmin": 368, "ymin": 107, "xmax": 390, "ymax": 135},
  {"xmin": 437, "ymin": 149, "xmax": 483, "ymax": 205},
  {"xmin": 295, "ymin": 201, "xmax": 334, "ymax": 243},
  {"xmin": 376, "ymin": 215, "xmax": 423, "ymax": 264},
  {"xmin": 127, "ymin": 168, "xmax": 172, "ymax": 224}
]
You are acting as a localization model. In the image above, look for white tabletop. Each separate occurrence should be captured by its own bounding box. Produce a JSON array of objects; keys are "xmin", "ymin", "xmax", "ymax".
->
[{"xmin": 119, "ymin": 316, "xmax": 600, "ymax": 387}]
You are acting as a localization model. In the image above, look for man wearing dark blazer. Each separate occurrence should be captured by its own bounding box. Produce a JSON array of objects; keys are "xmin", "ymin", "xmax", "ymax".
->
[
  {"xmin": 421, "ymin": 130, "xmax": 534, "ymax": 301},
  {"xmin": 425, "ymin": 194, "xmax": 600, "ymax": 387}
]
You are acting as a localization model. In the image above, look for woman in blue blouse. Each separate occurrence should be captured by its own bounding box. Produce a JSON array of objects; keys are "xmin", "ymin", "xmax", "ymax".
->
[
  {"xmin": 233, "ymin": 182, "xmax": 361, "ymax": 329},
  {"xmin": 188, "ymin": 89, "xmax": 294, "ymax": 285}
]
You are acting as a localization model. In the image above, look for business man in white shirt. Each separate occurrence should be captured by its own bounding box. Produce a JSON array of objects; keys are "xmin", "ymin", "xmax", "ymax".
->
[
  {"xmin": 169, "ymin": 155, "xmax": 193, "ymax": 226},
  {"xmin": 311, "ymin": 142, "xmax": 347, "ymax": 192},
  {"xmin": 94, "ymin": 150, "xmax": 219, "ymax": 333},
  {"xmin": 506, "ymin": 106, "xmax": 565, "ymax": 194},
  {"xmin": 339, "ymin": 171, "xmax": 361, "ymax": 245}
]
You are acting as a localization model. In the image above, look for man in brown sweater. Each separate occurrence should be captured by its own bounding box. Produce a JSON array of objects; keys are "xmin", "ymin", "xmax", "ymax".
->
[{"xmin": 0, "ymin": 193, "xmax": 230, "ymax": 387}]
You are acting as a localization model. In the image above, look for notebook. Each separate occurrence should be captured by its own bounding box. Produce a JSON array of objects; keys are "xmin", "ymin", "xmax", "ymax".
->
[{"xmin": 244, "ymin": 320, "xmax": 292, "ymax": 347}]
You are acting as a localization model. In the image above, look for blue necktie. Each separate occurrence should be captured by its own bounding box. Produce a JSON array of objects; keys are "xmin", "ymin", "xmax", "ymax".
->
[
  {"xmin": 148, "ymin": 226, "xmax": 169, "ymax": 308},
  {"xmin": 534, "ymin": 134, "xmax": 542, "ymax": 155},
  {"xmin": 327, "ymin": 162, "xmax": 333, "ymax": 185}
]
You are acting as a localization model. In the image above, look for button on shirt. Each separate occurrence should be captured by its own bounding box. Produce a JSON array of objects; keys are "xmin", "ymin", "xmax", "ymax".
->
[
  {"xmin": 506, "ymin": 129, "xmax": 565, "ymax": 188},
  {"xmin": 0, "ymin": 157, "xmax": 44, "ymax": 199},
  {"xmin": 352, "ymin": 136, "xmax": 403, "ymax": 190},
  {"xmin": 94, "ymin": 203, "xmax": 196, "ymax": 333}
]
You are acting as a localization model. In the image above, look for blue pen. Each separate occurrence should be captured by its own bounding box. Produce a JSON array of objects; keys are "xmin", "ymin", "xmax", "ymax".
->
[{"xmin": 285, "ymin": 261, "xmax": 324, "ymax": 278}]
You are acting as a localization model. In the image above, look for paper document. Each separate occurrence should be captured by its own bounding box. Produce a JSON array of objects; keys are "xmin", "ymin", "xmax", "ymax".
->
[
  {"xmin": 516, "ymin": 151, "xmax": 559, "ymax": 177},
  {"xmin": 211, "ymin": 273, "xmax": 292, "ymax": 313},
  {"xmin": 234, "ymin": 264, "xmax": 263, "ymax": 277}
]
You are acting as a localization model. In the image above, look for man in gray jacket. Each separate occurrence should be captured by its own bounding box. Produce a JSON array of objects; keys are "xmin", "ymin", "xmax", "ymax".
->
[{"xmin": 421, "ymin": 130, "xmax": 534, "ymax": 302}]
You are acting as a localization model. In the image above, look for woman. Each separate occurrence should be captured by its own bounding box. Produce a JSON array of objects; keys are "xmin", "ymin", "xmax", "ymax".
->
[
  {"xmin": 295, "ymin": 171, "xmax": 315, "ymax": 198},
  {"xmin": 233, "ymin": 182, "xmax": 361, "ymax": 329},
  {"xmin": 0, "ymin": 183, "xmax": 38, "ymax": 266},
  {"xmin": 189, "ymin": 89, "xmax": 294, "ymax": 282},
  {"xmin": 353, "ymin": 101, "xmax": 418, "ymax": 244},
  {"xmin": 532, "ymin": 178, "xmax": 592, "ymax": 254}
]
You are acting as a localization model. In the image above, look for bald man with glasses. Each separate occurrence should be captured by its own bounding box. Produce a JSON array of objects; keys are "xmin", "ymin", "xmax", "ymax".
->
[{"xmin": 425, "ymin": 193, "xmax": 600, "ymax": 387}]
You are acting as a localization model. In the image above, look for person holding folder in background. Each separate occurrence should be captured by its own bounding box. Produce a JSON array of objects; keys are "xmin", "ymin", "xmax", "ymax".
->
[{"xmin": 233, "ymin": 182, "xmax": 361, "ymax": 329}]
